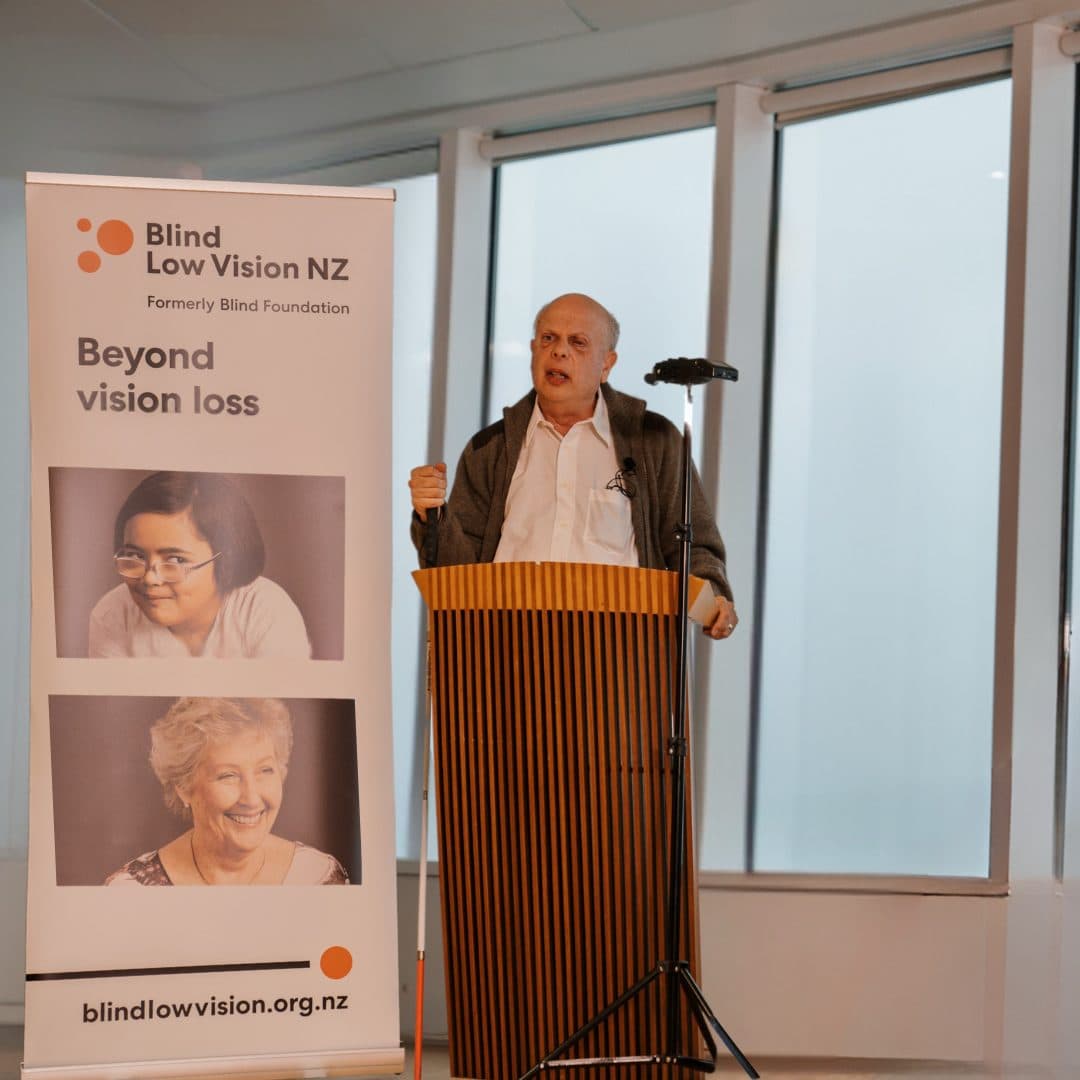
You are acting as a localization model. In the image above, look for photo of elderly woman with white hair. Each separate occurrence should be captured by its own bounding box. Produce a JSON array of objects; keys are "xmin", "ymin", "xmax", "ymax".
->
[{"xmin": 106, "ymin": 697, "xmax": 348, "ymax": 887}]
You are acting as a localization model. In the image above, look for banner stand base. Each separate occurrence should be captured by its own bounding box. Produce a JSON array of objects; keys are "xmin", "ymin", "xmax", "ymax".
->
[{"xmin": 21, "ymin": 1046, "xmax": 405, "ymax": 1080}]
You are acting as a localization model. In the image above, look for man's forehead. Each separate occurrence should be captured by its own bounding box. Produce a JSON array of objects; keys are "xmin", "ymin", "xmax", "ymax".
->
[{"xmin": 536, "ymin": 299, "xmax": 605, "ymax": 334}]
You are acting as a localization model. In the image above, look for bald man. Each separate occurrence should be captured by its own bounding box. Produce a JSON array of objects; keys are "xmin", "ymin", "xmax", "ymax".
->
[{"xmin": 409, "ymin": 293, "xmax": 737, "ymax": 639}]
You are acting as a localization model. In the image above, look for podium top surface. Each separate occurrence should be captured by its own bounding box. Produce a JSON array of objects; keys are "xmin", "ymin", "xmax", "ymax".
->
[{"xmin": 412, "ymin": 561, "xmax": 709, "ymax": 615}]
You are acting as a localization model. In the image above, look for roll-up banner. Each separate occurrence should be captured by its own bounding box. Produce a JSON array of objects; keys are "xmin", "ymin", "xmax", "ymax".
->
[{"xmin": 23, "ymin": 174, "xmax": 402, "ymax": 1080}]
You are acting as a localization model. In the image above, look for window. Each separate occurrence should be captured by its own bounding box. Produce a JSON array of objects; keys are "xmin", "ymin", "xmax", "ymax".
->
[
  {"xmin": 752, "ymin": 80, "xmax": 1011, "ymax": 876},
  {"xmin": 384, "ymin": 173, "xmax": 438, "ymax": 857},
  {"xmin": 487, "ymin": 128, "xmax": 715, "ymax": 433}
]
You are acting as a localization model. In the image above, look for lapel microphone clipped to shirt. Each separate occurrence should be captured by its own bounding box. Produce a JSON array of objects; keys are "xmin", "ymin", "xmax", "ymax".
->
[{"xmin": 606, "ymin": 457, "xmax": 637, "ymax": 499}]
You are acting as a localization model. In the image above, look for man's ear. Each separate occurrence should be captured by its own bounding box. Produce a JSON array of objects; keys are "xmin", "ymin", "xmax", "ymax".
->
[{"xmin": 602, "ymin": 350, "xmax": 618, "ymax": 381}]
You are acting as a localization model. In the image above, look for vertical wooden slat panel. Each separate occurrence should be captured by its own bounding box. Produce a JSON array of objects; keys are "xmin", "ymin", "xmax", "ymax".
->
[
  {"xmin": 497, "ymin": 605, "xmax": 519, "ymax": 1080},
  {"xmin": 609, "ymin": 609, "xmax": 630, "ymax": 1065},
  {"xmin": 439, "ymin": 609, "xmax": 466, "ymax": 1074},
  {"xmin": 624, "ymin": 610, "xmax": 650, "ymax": 1058},
  {"xmin": 420, "ymin": 564, "xmax": 703, "ymax": 1080},
  {"xmin": 638, "ymin": 613, "xmax": 662, "ymax": 1061},
  {"xmin": 537, "ymin": 604, "xmax": 557, "ymax": 1061},
  {"xmin": 472, "ymin": 606, "xmax": 499, "ymax": 1076},
  {"xmin": 430, "ymin": 611, "xmax": 457, "ymax": 1071},
  {"xmin": 581, "ymin": 605, "xmax": 606, "ymax": 1068},
  {"xmin": 593, "ymin": 610, "xmax": 615, "ymax": 1066},
  {"xmin": 510, "ymin": 608, "xmax": 529, "ymax": 1073},
  {"xmin": 557, "ymin": 605, "xmax": 574, "ymax": 1051},
  {"xmin": 436, "ymin": 610, "xmax": 458, "ymax": 1070},
  {"xmin": 452, "ymin": 606, "xmax": 481, "ymax": 1076},
  {"xmin": 565, "ymin": 608, "xmax": 589, "ymax": 1062},
  {"xmin": 537, "ymin": 603, "xmax": 556, "ymax": 1066}
]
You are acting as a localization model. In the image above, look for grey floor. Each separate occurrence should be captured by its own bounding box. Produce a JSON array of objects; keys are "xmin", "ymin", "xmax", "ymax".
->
[{"xmin": 0, "ymin": 1028, "xmax": 1034, "ymax": 1080}]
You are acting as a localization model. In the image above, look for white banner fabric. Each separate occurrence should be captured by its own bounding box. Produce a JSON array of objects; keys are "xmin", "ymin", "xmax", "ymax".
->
[{"xmin": 23, "ymin": 173, "xmax": 401, "ymax": 1079}]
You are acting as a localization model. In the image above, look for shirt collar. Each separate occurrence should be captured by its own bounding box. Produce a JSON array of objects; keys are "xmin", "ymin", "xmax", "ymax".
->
[{"xmin": 526, "ymin": 390, "xmax": 613, "ymax": 448}]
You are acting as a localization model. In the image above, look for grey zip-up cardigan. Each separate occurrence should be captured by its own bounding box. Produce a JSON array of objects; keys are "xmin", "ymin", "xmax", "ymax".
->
[{"xmin": 410, "ymin": 383, "xmax": 733, "ymax": 600}]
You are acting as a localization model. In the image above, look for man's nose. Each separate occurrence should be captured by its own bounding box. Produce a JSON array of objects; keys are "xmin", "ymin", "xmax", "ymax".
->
[{"xmin": 142, "ymin": 561, "xmax": 164, "ymax": 584}]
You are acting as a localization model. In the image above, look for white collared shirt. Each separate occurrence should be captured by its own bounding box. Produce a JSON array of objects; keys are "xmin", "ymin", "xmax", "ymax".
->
[{"xmin": 494, "ymin": 393, "xmax": 638, "ymax": 566}]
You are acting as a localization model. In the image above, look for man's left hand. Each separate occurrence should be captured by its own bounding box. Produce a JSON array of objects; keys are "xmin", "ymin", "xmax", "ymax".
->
[{"xmin": 704, "ymin": 596, "xmax": 738, "ymax": 641}]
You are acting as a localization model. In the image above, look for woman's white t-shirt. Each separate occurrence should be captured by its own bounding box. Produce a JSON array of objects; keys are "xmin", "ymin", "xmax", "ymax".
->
[{"xmin": 88, "ymin": 576, "xmax": 311, "ymax": 659}]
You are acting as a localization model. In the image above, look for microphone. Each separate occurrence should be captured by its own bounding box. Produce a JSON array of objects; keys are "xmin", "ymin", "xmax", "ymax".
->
[
  {"xmin": 644, "ymin": 357, "xmax": 739, "ymax": 386},
  {"xmin": 606, "ymin": 458, "xmax": 637, "ymax": 499}
]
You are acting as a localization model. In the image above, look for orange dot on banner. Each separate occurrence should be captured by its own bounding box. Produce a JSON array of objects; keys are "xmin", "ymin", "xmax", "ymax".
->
[
  {"xmin": 78, "ymin": 251, "xmax": 101, "ymax": 273},
  {"xmin": 320, "ymin": 946, "xmax": 352, "ymax": 980},
  {"xmin": 76, "ymin": 218, "xmax": 92, "ymax": 232},
  {"xmin": 97, "ymin": 219, "xmax": 134, "ymax": 255}
]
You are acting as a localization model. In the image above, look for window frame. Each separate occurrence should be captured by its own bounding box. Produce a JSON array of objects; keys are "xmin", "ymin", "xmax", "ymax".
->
[{"xmin": 290, "ymin": 26, "xmax": 1076, "ymax": 899}]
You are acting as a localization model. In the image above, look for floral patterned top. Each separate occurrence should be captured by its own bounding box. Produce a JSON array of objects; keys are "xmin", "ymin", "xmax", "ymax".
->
[{"xmin": 105, "ymin": 842, "xmax": 349, "ymax": 886}]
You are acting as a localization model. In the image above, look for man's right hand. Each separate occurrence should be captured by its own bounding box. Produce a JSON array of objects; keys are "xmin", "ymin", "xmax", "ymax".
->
[{"xmin": 409, "ymin": 462, "xmax": 447, "ymax": 515}]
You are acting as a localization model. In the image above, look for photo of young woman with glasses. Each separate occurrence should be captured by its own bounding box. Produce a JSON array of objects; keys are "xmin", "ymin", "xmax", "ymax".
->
[{"xmin": 88, "ymin": 471, "xmax": 312, "ymax": 658}]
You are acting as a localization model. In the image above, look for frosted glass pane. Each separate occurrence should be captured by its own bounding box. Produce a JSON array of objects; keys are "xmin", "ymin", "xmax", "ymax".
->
[
  {"xmin": 383, "ymin": 174, "xmax": 437, "ymax": 858},
  {"xmin": 754, "ymin": 81, "xmax": 1010, "ymax": 876},
  {"xmin": 488, "ymin": 129, "xmax": 715, "ymax": 432}
]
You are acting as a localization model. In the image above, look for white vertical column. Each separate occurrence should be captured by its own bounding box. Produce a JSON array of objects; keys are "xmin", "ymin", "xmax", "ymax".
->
[
  {"xmin": 428, "ymin": 129, "xmax": 493, "ymax": 469},
  {"xmin": 995, "ymin": 19, "xmax": 1075, "ymax": 1074},
  {"xmin": 695, "ymin": 83, "xmax": 775, "ymax": 871},
  {"xmin": 998, "ymin": 21, "xmax": 1075, "ymax": 883},
  {"xmin": 398, "ymin": 133, "xmax": 492, "ymax": 1044}
]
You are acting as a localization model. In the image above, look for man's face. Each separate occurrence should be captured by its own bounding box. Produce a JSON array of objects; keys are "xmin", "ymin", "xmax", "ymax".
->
[{"xmin": 530, "ymin": 296, "xmax": 617, "ymax": 423}]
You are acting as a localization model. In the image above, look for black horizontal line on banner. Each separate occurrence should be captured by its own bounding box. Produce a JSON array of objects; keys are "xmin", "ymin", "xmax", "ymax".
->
[{"xmin": 26, "ymin": 960, "xmax": 310, "ymax": 982}]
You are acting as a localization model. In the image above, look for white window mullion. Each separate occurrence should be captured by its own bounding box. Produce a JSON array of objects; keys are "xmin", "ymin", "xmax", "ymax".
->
[
  {"xmin": 995, "ymin": 21, "xmax": 1075, "ymax": 1073},
  {"xmin": 696, "ymin": 83, "xmax": 775, "ymax": 872},
  {"xmin": 429, "ymin": 129, "xmax": 493, "ymax": 467},
  {"xmin": 996, "ymin": 21, "xmax": 1075, "ymax": 886}
]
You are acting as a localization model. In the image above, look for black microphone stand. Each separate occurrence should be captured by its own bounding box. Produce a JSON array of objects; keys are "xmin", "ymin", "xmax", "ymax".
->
[{"xmin": 519, "ymin": 359, "xmax": 757, "ymax": 1079}]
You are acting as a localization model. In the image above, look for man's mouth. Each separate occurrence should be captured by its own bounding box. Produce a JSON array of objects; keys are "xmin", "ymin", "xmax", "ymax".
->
[
  {"xmin": 546, "ymin": 368, "xmax": 569, "ymax": 384},
  {"xmin": 226, "ymin": 810, "xmax": 266, "ymax": 826}
]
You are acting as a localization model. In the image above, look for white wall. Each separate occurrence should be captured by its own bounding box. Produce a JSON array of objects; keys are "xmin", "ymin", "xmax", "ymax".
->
[
  {"xmin": 0, "ymin": 176, "xmax": 30, "ymax": 862},
  {"xmin": 0, "ymin": 175, "xmax": 33, "ymax": 1024},
  {"xmin": 398, "ymin": 875, "xmax": 1080, "ymax": 1069}
]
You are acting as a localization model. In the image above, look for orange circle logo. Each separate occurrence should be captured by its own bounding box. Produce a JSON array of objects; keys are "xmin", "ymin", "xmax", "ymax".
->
[
  {"xmin": 320, "ymin": 946, "xmax": 353, "ymax": 980},
  {"xmin": 76, "ymin": 217, "xmax": 134, "ymax": 272},
  {"xmin": 98, "ymin": 219, "xmax": 134, "ymax": 255}
]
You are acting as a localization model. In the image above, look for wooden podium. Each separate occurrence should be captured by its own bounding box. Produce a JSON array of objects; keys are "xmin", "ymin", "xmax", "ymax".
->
[{"xmin": 414, "ymin": 562, "xmax": 704, "ymax": 1080}]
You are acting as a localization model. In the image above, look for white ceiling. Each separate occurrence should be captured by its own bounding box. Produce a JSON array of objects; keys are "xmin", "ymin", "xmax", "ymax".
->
[
  {"xmin": 0, "ymin": 0, "xmax": 751, "ymax": 106},
  {"xmin": 0, "ymin": 0, "xmax": 1063, "ymax": 177}
]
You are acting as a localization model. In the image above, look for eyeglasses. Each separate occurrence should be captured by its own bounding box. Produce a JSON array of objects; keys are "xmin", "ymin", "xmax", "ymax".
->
[{"xmin": 113, "ymin": 551, "xmax": 222, "ymax": 584}]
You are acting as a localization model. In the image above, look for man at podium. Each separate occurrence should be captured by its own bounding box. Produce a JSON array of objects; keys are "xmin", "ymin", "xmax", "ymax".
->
[{"xmin": 409, "ymin": 292, "xmax": 737, "ymax": 640}]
